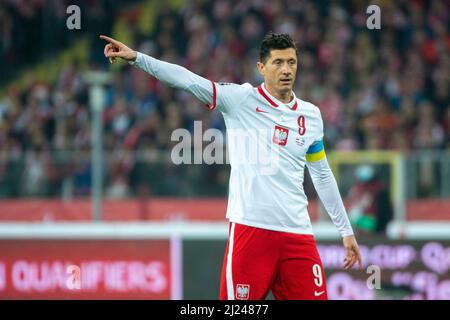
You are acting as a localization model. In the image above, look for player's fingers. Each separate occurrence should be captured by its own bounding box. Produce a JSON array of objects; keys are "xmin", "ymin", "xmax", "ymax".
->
[
  {"xmin": 343, "ymin": 249, "xmax": 350, "ymax": 267},
  {"xmin": 347, "ymin": 255, "xmax": 356, "ymax": 269},
  {"xmin": 355, "ymin": 248, "xmax": 363, "ymax": 271},
  {"xmin": 344, "ymin": 256, "xmax": 351, "ymax": 269},
  {"xmin": 104, "ymin": 43, "xmax": 113, "ymax": 57},
  {"xmin": 106, "ymin": 51, "xmax": 123, "ymax": 58},
  {"xmin": 105, "ymin": 45, "xmax": 119, "ymax": 57},
  {"xmin": 344, "ymin": 251, "xmax": 356, "ymax": 269},
  {"xmin": 99, "ymin": 35, "xmax": 122, "ymax": 47},
  {"xmin": 343, "ymin": 253, "xmax": 351, "ymax": 269}
]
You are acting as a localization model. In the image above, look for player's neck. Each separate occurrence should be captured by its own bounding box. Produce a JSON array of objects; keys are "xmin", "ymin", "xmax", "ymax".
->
[{"xmin": 264, "ymin": 83, "xmax": 293, "ymax": 104}]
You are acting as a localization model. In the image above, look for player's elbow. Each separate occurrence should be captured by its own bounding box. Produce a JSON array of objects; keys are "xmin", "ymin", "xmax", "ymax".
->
[{"xmin": 310, "ymin": 167, "xmax": 334, "ymax": 186}]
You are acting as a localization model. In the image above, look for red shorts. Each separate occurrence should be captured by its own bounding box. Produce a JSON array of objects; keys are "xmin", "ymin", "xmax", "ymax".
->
[{"xmin": 220, "ymin": 222, "xmax": 328, "ymax": 300}]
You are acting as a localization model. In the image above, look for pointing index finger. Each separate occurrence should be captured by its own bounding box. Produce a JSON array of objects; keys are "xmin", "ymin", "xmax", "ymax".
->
[{"xmin": 99, "ymin": 35, "xmax": 121, "ymax": 46}]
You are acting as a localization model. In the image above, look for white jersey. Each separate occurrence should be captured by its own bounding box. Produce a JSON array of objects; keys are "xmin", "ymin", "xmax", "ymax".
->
[{"xmin": 131, "ymin": 52, "xmax": 354, "ymax": 237}]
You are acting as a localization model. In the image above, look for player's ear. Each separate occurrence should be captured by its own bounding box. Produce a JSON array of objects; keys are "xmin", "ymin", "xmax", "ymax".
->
[{"xmin": 256, "ymin": 61, "xmax": 265, "ymax": 76}]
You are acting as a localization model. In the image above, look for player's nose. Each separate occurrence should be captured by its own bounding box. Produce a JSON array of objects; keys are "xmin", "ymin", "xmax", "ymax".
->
[
  {"xmin": 281, "ymin": 69, "xmax": 291, "ymax": 78},
  {"xmin": 280, "ymin": 63, "xmax": 291, "ymax": 75}
]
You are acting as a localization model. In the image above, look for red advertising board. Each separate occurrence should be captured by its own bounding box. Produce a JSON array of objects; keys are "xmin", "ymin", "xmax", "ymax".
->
[{"xmin": 0, "ymin": 239, "xmax": 182, "ymax": 299}]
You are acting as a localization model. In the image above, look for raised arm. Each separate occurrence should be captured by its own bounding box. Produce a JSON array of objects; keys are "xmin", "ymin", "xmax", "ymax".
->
[{"xmin": 100, "ymin": 35, "xmax": 216, "ymax": 109}]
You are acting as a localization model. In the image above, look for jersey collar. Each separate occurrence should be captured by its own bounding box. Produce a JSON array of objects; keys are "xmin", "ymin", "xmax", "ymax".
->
[{"xmin": 258, "ymin": 82, "xmax": 298, "ymax": 111}]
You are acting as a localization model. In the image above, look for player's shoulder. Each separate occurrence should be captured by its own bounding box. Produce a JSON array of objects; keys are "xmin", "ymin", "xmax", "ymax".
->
[
  {"xmin": 216, "ymin": 82, "xmax": 253, "ymax": 96},
  {"xmin": 217, "ymin": 82, "xmax": 253, "ymax": 90},
  {"xmin": 296, "ymin": 98, "xmax": 322, "ymax": 117},
  {"xmin": 215, "ymin": 82, "xmax": 253, "ymax": 110}
]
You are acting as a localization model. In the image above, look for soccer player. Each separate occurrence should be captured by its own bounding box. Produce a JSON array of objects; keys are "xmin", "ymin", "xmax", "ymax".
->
[{"xmin": 100, "ymin": 32, "xmax": 362, "ymax": 300}]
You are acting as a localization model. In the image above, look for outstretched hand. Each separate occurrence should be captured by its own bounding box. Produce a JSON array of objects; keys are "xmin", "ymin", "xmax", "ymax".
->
[{"xmin": 99, "ymin": 35, "xmax": 137, "ymax": 63}]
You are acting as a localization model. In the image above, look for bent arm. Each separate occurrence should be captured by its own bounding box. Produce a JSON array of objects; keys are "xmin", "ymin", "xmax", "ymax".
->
[{"xmin": 130, "ymin": 52, "xmax": 216, "ymax": 109}]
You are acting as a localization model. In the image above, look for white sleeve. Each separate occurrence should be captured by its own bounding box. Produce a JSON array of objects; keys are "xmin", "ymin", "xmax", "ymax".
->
[
  {"xmin": 130, "ymin": 52, "xmax": 218, "ymax": 109},
  {"xmin": 307, "ymin": 157, "xmax": 354, "ymax": 237},
  {"xmin": 215, "ymin": 82, "xmax": 253, "ymax": 115}
]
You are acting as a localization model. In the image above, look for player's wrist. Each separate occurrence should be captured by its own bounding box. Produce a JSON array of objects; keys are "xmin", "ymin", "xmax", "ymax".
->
[
  {"xmin": 129, "ymin": 50, "xmax": 137, "ymax": 62},
  {"xmin": 127, "ymin": 51, "xmax": 139, "ymax": 66},
  {"xmin": 341, "ymin": 231, "xmax": 355, "ymax": 239},
  {"xmin": 124, "ymin": 50, "xmax": 137, "ymax": 62}
]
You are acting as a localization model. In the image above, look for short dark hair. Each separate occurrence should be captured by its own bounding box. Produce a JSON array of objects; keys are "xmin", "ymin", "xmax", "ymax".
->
[{"xmin": 259, "ymin": 31, "xmax": 298, "ymax": 64}]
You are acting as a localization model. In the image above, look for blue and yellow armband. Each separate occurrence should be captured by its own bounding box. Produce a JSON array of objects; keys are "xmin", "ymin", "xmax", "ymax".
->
[{"xmin": 306, "ymin": 140, "xmax": 326, "ymax": 162}]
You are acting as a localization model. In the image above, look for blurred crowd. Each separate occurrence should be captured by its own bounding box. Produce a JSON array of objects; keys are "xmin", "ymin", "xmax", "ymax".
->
[
  {"xmin": 0, "ymin": 0, "xmax": 449, "ymax": 198},
  {"xmin": 0, "ymin": 0, "xmax": 125, "ymax": 85}
]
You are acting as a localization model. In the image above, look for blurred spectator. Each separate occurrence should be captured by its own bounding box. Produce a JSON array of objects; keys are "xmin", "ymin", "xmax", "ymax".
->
[
  {"xmin": 413, "ymin": 100, "xmax": 445, "ymax": 149},
  {"xmin": 0, "ymin": 0, "xmax": 126, "ymax": 85}
]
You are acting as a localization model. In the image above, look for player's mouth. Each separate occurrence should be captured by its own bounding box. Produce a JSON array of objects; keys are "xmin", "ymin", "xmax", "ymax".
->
[{"xmin": 280, "ymin": 79, "xmax": 292, "ymax": 85}]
